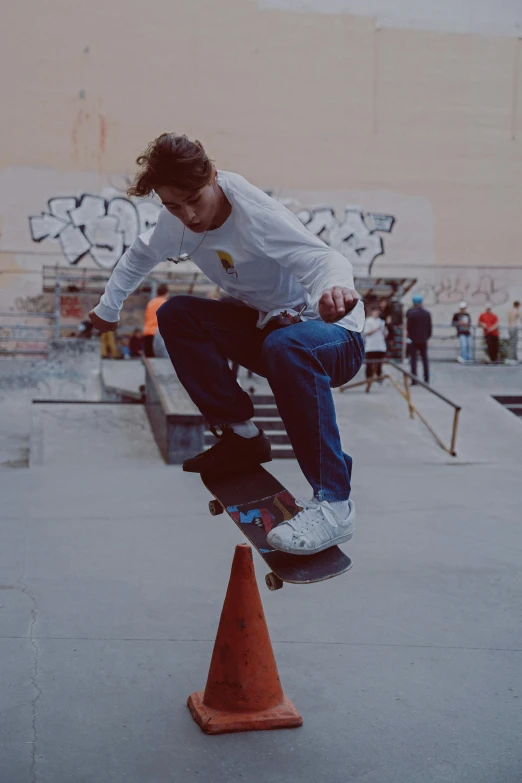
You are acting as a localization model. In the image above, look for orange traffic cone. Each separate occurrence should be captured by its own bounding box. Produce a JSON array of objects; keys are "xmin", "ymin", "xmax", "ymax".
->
[{"xmin": 187, "ymin": 543, "xmax": 303, "ymax": 734}]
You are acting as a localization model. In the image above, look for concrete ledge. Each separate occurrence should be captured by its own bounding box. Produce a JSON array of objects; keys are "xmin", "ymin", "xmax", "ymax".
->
[{"xmin": 143, "ymin": 358, "xmax": 205, "ymax": 464}]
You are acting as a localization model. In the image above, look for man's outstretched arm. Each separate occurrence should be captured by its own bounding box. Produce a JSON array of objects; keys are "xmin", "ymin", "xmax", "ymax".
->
[{"xmin": 89, "ymin": 211, "xmax": 172, "ymax": 330}]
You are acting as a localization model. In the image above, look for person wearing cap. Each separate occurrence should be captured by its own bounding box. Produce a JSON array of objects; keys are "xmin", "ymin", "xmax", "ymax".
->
[
  {"xmin": 406, "ymin": 294, "xmax": 432, "ymax": 384},
  {"xmin": 452, "ymin": 301, "xmax": 472, "ymax": 363},
  {"xmin": 478, "ymin": 303, "xmax": 500, "ymax": 362}
]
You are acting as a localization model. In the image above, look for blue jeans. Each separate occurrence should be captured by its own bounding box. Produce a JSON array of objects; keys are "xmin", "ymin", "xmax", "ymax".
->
[
  {"xmin": 459, "ymin": 333, "xmax": 472, "ymax": 361},
  {"xmin": 157, "ymin": 296, "xmax": 365, "ymax": 502}
]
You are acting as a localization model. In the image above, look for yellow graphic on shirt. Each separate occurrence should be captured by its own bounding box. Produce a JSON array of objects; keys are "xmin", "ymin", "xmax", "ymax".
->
[{"xmin": 217, "ymin": 251, "xmax": 238, "ymax": 278}]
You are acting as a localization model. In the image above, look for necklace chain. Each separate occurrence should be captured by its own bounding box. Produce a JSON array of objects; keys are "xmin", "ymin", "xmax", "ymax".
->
[
  {"xmin": 168, "ymin": 185, "xmax": 218, "ymax": 264},
  {"xmin": 170, "ymin": 226, "xmax": 208, "ymax": 263}
]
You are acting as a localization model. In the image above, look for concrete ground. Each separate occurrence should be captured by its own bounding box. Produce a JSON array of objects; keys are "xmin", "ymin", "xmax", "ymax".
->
[{"xmin": 1, "ymin": 360, "xmax": 521, "ymax": 783}]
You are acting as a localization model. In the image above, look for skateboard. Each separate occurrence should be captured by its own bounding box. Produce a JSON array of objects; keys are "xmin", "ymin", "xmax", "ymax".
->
[{"xmin": 201, "ymin": 465, "xmax": 353, "ymax": 591}]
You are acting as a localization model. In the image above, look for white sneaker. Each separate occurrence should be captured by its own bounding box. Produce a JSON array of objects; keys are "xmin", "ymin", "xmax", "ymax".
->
[
  {"xmin": 267, "ymin": 498, "xmax": 355, "ymax": 555},
  {"xmin": 456, "ymin": 356, "xmax": 464, "ymax": 363}
]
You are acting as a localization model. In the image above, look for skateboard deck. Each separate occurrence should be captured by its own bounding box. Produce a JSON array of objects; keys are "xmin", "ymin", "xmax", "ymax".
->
[{"xmin": 201, "ymin": 465, "xmax": 352, "ymax": 590}]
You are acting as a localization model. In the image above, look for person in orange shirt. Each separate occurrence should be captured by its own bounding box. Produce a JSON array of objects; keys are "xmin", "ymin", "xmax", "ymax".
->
[
  {"xmin": 478, "ymin": 303, "xmax": 500, "ymax": 363},
  {"xmin": 143, "ymin": 284, "xmax": 169, "ymax": 357}
]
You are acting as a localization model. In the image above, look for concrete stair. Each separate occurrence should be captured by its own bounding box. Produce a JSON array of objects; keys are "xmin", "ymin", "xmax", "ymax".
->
[
  {"xmin": 493, "ymin": 395, "xmax": 522, "ymax": 418},
  {"xmin": 204, "ymin": 393, "xmax": 295, "ymax": 458}
]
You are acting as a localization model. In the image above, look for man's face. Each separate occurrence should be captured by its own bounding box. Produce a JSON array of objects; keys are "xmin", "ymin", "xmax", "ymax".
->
[{"xmin": 156, "ymin": 178, "xmax": 217, "ymax": 233}]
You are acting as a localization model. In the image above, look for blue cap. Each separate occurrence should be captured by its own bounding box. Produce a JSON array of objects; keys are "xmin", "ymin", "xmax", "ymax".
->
[{"xmin": 412, "ymin": 294, "xmax": 423, "ymax": 304}]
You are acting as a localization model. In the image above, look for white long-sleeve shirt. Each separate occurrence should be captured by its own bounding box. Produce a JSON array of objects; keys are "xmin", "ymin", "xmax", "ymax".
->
[{"xmin": 94, "ymin": 171, "xmax": 365, "ymax": 332}]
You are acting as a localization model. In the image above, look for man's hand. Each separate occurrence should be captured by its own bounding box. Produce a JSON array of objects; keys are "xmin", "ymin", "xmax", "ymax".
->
[
  {"xmin": 318, "ymin": 287, "xmax": 359, "ymax": 323},
  {"xmin": 88, "ymin": 310, "xmax": 119, "ymax": 333}
]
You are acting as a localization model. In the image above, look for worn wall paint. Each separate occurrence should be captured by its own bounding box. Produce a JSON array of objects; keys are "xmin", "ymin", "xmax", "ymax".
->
[
  {"xmin": 1, "ymin": 166, "xmax": 521, "ymax": 328},
  {"xmin": 269, "ymin": 188, "xmax": 434, "ymax": 276},
  {"xmin": 27, "ymin": 182, "xmax": 405, "ymax": 275},
  {"xmin": 1, "ymin": 0, "xmax": 522, "ymax": 329},
  {"xmin": 257, "ymin": 0, "xmax": 522, "ymax": 37}
]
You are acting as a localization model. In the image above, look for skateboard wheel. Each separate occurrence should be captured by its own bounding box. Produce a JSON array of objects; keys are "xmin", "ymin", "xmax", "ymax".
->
[
  {"xmin": 208, "ymin": 499, "xmax": 224, "ymax": 516},
  {"xmin": 265, "ymin": 572, "xmax": 283, "ymax": 591}
]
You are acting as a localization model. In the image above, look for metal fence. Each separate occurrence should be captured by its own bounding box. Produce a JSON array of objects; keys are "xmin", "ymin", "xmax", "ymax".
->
[
  {"xmin": 1, "ymin": 267, "xmax": 221, "ymax": 358},
  {"xmin": 426, "ymin": 324, "xmax": 520, "ymax": 363},
  {"xmin": 2, "ymin": 269, "xmax": 520, "ymax": 363},
  {"xmin": 0, "ymin": 312, "xmax": 57, "ymax": 357}
]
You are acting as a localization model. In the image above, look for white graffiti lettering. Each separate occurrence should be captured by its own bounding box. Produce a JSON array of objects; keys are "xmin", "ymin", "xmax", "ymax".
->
[
  {"xmin": 29, "ymin": 193, "xmax": 161, "ymax": 269},
  {"xmin": 295, "ymin": 204, "xmax": 395, "ymax": 274},
  {"xmin": 417, "ymin": 274, "xmax": 509, "ymax": 307},
  {"xmin": 107, "ymin": 198, "xmax": 140, "ymax": 247},
  {"xmin": 30, "ymin": 190, "xmax": 394, "ymax": 273}
]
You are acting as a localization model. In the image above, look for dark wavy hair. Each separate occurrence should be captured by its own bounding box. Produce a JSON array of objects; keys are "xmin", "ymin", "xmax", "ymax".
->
[{"xmin": 128, "ymin": 133, "xmax": 214, "ymax": 198}]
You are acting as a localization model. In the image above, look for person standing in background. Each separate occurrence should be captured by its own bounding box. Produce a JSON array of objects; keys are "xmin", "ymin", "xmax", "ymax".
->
[
  {"xmin": 129, "ymin": 328, "xmax": 144, "ymax": 358},
  {"xmin": 364, "ymin": 305, "xmax": 387, "ymax": 383},
  {"xmin": 507, "ymin": 301, "xmax": 521, "ymax": 363},
  {"xmin": 452, "ymin": 302, "xmax": 472, "ymax": 363},
  {"xmin": 100, "ymin": 329, "xmax": 118, "ymax": 359},
  {"xmin": 406, "ymin": 294, "xmax": 432, "ymax": 384},
  {"xmin": 478, "ymin": 304, "xmax": 500, "ymax": 363},
  {"xmin": 143, "ymin": 284, "xmax": 170, "ymax": 357}
]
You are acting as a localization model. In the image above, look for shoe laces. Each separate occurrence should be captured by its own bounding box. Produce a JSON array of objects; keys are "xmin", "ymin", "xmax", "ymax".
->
[{"xmin": 287, "ymin": 497, "xmax": 336, "ymax": 534}]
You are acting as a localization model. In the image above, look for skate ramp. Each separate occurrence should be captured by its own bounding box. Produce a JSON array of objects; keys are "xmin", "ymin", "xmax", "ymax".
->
[
  {"xmin": 335, "ymin": 370, "xmax": 522, "ymax": 467},
  {"xmin": 0, "ymin": 340, "xmax": 103, "ymax": 468},
  {"xmin": 0, "ymin": 339, "xmax": 102, "ymax": 400},
  {"xmin": 30, "ymin": 403, "xmax": 162, "ymax": 468}
]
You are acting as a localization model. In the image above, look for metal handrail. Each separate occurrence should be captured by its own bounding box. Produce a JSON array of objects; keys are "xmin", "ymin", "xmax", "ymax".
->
[
  {"xmin": 339, "ymin": 360, "xmax": 462, "ymax": 457},
  {"xmin": 387, "ymin": 361, "xmax": 460, "ymax": 409}
]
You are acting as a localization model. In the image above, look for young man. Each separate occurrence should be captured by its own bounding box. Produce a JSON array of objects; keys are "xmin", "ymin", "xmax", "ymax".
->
[
  {"xmin": 89, "ymin": 133, "xmax": 364, "ymax": 555},
  {"xmin": 452, "ymin": 302, "xmax": 472, "ymax": 363},
  {"xmin": 406, "ymin": 294, "xmax": 432, "ymax": 384},
  {"xmin": 507, "ymin": 301, "xmax": 521, "ymax": 362},
  {"xmin": 478, "ymin": 304, "xmax": 500, "ymax": 363}
]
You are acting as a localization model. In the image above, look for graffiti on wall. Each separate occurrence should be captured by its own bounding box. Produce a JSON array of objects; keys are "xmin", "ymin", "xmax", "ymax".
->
[
  {"xmin": 29, "ymin": 194, "xmax": 161, "ymax": 269},
  {"xmin": 294, "ymin": 206, "xmax": 395, "ymax": 275},
  {"xmin": 417, "ymin": 274, "xmax": 509, "ymax": 307},
  {"xmin": 29, "ymin": 190, "xmax": 394, "ymax": 274},
  {"xmin": 60, "ymin": 295, "xmax": 84, "ymax": 320},
  {"xmin": 14, "ymin": 294, "xmax": 53, "ymax": 314}
]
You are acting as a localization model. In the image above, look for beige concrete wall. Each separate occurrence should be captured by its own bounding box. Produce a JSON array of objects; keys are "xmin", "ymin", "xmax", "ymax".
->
[{"xmin": 1, "ymin": 0, "xmax": 521, "ymax": 326}]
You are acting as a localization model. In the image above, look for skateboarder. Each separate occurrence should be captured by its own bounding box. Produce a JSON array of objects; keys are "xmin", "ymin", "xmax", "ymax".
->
[{"xmin": 89, "ymin": 133, "xmax": 364, "ymax": 555}]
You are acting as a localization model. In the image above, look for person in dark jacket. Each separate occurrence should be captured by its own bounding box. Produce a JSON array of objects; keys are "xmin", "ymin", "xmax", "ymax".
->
[{"xmin": 407, "ymin": 294, "xmax": 432, "ymax": 384}]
